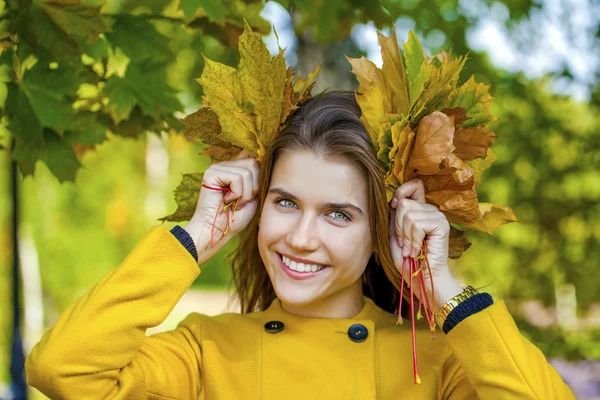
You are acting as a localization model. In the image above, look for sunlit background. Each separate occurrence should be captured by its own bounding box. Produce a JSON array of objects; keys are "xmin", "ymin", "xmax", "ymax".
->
[{"xmin": 1, "ymin": 0, "xmax": 599, "ymax": 398}]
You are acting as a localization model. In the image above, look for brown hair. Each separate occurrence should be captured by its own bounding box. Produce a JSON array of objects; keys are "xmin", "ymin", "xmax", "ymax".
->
[{"xmin": 230, "ymin": 91, "xmax": 407, "ymax": 315}]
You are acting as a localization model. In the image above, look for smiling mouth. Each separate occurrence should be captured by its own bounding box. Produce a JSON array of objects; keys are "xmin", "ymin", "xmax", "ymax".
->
[{"xmin": 277, "ymin": 253, "xmax": 329, "ymax": 274}]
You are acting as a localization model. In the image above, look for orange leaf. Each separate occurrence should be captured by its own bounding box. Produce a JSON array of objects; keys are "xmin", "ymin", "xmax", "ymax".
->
[
  {"xmin": 453, "ymin": 126, "xmax": 497, "ymax": 162},
  {"xmin": 406, "ymin": 111, "xmax": 455, "ymax": 176},
  {"xmin": 200, "ymin": 144, "xmax": 242, "ymax": 162},
  {"xmin": 449, "ymin": 203, "xmax": 518, "ymax": 235},
  {"xmin": 441, "ymin": 107, "xmax": 468, "ymax": 126},
  {"xmin": 448, "ymin": 227, "xmax": 472, "ymax": 259}
]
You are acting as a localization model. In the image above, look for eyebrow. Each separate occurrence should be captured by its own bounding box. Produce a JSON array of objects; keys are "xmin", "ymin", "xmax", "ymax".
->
[{"xmin": 268, "ymin": 187, "xmax": 365, "ymax": 216}]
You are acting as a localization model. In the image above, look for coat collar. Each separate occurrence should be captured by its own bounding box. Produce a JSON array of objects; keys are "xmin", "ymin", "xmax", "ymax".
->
[{"xmin": 261, "ymin": 296, "xmax": 396, "ymax": 329}]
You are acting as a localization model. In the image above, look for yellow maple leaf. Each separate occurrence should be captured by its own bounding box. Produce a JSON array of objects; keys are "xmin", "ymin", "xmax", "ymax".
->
[
  {"xmin": 197, "ymin": 21, "xmax": 288, "ymax": 159},
  {"xmin": 449, "ymin": 203, "xmax": 518, "ymax": 235}
]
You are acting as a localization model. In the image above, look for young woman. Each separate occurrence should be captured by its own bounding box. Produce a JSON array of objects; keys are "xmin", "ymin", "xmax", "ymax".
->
[{"xmin": 26, "ymin": 93, "xmax": 575, "ymax": 399}]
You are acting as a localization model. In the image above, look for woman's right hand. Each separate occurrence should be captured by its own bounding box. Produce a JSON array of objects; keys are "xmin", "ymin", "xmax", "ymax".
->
[{"xmin": 183, "ymin": 150, "xmax": 260, "ymax": 264}]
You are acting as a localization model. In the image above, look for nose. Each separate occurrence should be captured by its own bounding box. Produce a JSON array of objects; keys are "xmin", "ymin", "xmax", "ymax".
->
[{"xmin": 285, "ymin": 214, "xmax": 320, "ymax": 251}]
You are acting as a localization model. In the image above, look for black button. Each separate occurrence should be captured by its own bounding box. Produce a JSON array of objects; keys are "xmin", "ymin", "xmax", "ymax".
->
[
  {"xmin": 264, "ymin": 321, "xmax": 284, "ymax": 333},
  {"xmin": 348, "ymin": 324, "xmax": 368, "ymax": 342}
]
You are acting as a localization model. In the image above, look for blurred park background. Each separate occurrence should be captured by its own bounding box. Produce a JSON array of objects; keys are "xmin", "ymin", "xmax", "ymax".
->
[{"xmin": 1, "ymin": 0, "xmax": 600, "ymax": 398}]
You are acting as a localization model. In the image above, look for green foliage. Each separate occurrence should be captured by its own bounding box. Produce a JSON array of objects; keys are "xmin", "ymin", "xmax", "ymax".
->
[{"xmin": 1, "ymin": 0, "xmax": 270, "ymax": 182}]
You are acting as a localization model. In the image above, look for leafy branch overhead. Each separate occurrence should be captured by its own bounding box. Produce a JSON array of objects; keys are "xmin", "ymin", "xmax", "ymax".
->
[
  {"xmin": 162, "ymin": 23, "xmax": 320, "ymax": 222},
  {"xmin": 1, "ymin": 0, "xmax": 271, "ymax": 182},
  {"xmin": 347, "ymin": 30, "xmax": 517, "ymax": 258}
]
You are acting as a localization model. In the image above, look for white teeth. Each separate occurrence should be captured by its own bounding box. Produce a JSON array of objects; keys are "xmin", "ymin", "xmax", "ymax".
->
[{"xmin": 282, "ymin": 255, "xmax": 325, "ymax": 273}]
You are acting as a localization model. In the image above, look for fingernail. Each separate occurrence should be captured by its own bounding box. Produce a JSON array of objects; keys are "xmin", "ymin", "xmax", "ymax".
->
[
  {"xmin": 391, "ymin": 198, "xmax": 398, "ymax": 208},
  {"xmin": 402, "ymin": 246, "xmax": 410, "ymax": 257},
  {"xmin": 397, "ymin": 237, "xmax": 403, "ymax": 248},
  {"xmin": 410, "ymin": 248, "xmax": 418, "ymax": 258}
]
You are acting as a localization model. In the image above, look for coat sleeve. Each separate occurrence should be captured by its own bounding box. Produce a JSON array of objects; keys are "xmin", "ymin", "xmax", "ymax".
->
[
  {"xmin": 25, "ymin": 226, "xmax": 203, "ymax": 400},
  {"xmin": 438, "ymin": 300, "xmax": 577, "ymax": 400}
]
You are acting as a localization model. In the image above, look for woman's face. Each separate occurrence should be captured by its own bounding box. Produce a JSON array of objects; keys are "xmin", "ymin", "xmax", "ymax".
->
[{"xmin": 258, "ymin": 150, "xmax": 373, "ymax": 318}]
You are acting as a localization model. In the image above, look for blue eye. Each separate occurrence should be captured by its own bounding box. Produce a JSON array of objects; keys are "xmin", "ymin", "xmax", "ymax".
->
[
  {"xmin": 330, "ymin": 210, "xmax": 350, "ymax": 222},
  {"xmin": 275, "ymin": 197, "xmax": 297, "ymax": 209}
]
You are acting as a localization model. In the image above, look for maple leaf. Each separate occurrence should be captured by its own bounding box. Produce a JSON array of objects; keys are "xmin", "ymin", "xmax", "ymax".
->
[
  {"xmin": 384, "ymin": 120, "xmax": 415, "ymax": 201},
  {"xmin": 410, "ymin": 52, "xmax": 467, "ymax": 121},
  {"xmin": 346, "ymin": 55, "xmax": 389, "ymax": 148},
  {"xmin": 448, "ymin": 203, "xmax": 518, "ymax": 235},
  {"xmin": 445, "ymin": 76, "xmax": 497, "ymax": 128},
  {"xmin": 441, "ymin": 107, "xmax": 468, "ymax": 126},
  {"xmin": 403, "ymin": 30, "xmax": 426, "ymax": 107},
  {"xmin": 423, "ymin": 173, "xmax": 481, "ymax": 223},
  {"xmin": 405, "ymin": 111, "xmax": 455, "ymax": 177},
  {"xmin": 187, "ymin": 22, "xmax": 319, "ymax": 160},
  {"xmin": 448, "ymin": 227, "xmax": 472, "ymax": 259},
  {"xmin": 160, "ymin": 173, "xmax": 203, "ymax": 222},
  {"xmin": 16, "ymin": 0, "xmax": 106, "ymax": 65},
  {"xmin": 453, "ymin": 126, "xmax": 498, "ymax": 161},
  {"xmin": 293, "ymin": 63, "xmax": 322, "ymax": 104},
  {"xmin": 378, "ymin": 30, "xmax": 410, "ymax": 116},
  {"xmin": 470, "ymin": 148, "xmax": 498, "ymax": 188}
]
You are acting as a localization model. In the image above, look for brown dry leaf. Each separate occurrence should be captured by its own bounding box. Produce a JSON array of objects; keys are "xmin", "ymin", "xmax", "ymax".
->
[
  {"xmin": 160, "ymin": 173, "xmax": 203, "ymax": 222},
  {"xmin": 441, "ymin": 107, "xmax": 468, "ymax": 126},
  {"xmin": 280, "ymin": 66, "xmax": 298, "ymax": 124},
  {"xmin": 440, "ymin": 153, "xmax": 474, "ymax": 184},
  {"xmin": 423, "ymin": 173, "xmax": 481, "ymax": 223},
  {"xmin": 406, "ymin": 111, "xmax": 455, "ymax": 176},
  {"xmin": 200, "ymin": 144, "xmax": 242, "ymax": 162},
  {"xmin": 448, "ymin": 226, "xmax": 472, "ymax": 259},
  {"xmin": 453, "ymin": 126, "xmax": 497, "ymax": 161},
  {"xmin": 450, "ymin": 203, "xmax": 518, "ymax": 235},
  {"xmin": 378, "ymin": 30, "xmax": 410, "ymax": 116},
  {"xmin": 182, "ymin": 108, "xmax": 224, "ymax": 142}
]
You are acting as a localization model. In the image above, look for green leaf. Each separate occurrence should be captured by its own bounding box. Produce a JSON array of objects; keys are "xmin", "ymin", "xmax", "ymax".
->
[
  {"xmin": 41, "ymin": 129, "xmax": 82, "ymax": 182},
  {"xmin": 19, "ymin": 63, "xmax": 80, "ymax": 133},
  {"xmin": 16, "ymin": 5, "xmax": 80, "ymax": 65},
  {"xmin": 104, "ymin": 15, "xmax": 171, "ymax": 62},
  {"xmin": 181, "ymin": 0, "xmax": 227, "ymax": 23},
  {"xmin": 64, "ymin": 112, "xmax": 108, "ymax": 145},
  {"xmin": 446, "ymin": 76, "xmax": 498, "ymax": 128},
  {"xmin": 39, "ymin": 0, "xmax": 106, "ymax": 41},
  {"xmin": 160, "ymin": 173, "xmax": 203, "ymax": 222},
  {"xmin": 82, "ymin": 35, "xmax": 110, "ymax": 59},
  {"xmin": 15, "ymin": 0, "xmax": 106, "ymax": 65},
  {"xmin": 403, "ymin": 30, "xmax": 425, "ymax": 104},
  {"xmin": 6, "ymin": 84, "xmax": 44, "ymax": 176},
  {"xmin": 103, "ymin": 76, "xmax": 136, "ymax": 124},
  {"xmin": 104, "ymin": 61, "xmax": 182, "ymax": 124}
]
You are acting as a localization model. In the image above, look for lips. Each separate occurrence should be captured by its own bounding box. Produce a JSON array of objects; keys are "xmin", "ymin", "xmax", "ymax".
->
[{"xmin": 277, "ymin": 253, "xmax": 328, "ymax": 280}]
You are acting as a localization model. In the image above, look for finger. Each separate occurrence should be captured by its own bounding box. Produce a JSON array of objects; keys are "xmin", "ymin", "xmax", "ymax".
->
[
  {"xmin": 391, "ymin": 178, "xmax": 426, "ymax": 207},
  {"xmin": 394, "ymin": 199, "xmax": 427, "ymax": 247},
  {"xmin": 212, "ymin": 165, "xmax": 253, "ymax": 205},
  {"xmin": 401, "ymin": 211, "xmax": 441, "ymax": 258}
]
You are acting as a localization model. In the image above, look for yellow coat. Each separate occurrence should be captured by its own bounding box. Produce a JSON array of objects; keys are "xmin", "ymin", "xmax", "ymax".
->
[{"xmin": 26, "ymin": 227, "xmax": 576, "ymax": 399}]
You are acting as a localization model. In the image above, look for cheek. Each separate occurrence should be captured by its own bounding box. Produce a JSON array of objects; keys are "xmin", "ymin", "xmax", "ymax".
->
[
  {"xmin": 258, "ymin": 205, "xmax": 292, "ymax": 247},
  {"xmin": 326, "ymin": 227, "xmax": 373, "ymax": 271}
]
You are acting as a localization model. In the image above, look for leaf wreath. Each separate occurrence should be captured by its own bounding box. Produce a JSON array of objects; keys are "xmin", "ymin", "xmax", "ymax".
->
[
  {"xmin": 162, "ymin": 22, "xmax": 321, "ymax": 222},
  {"xmin": 347, "ymin": 29, "xmax": 518, "ymax": 259}
]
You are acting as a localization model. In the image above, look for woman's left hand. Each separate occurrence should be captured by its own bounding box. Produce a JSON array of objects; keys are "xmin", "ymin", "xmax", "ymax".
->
[{"xmin": 388, "ymin": 178, "xmax": 463, "ymax": 309}]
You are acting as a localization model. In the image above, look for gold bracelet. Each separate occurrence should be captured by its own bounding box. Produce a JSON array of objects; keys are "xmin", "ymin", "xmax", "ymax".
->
[{"xmin": 434, "ymin": 285, "xmax": 479, "ymax": 329}]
